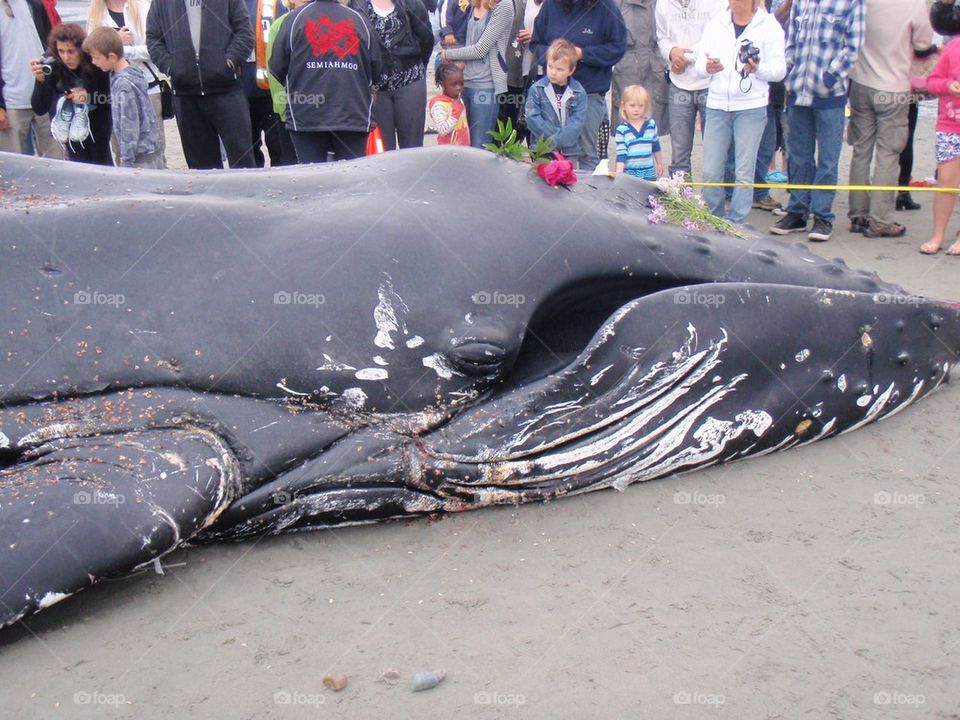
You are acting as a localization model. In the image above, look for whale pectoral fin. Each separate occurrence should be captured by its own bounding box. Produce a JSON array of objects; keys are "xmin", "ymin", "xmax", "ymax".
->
[
  {"xmin": 0, "ymin": 428, "xmax": 237, "ymax": 627},
  {"xmin": 200, "ymin": 430, "xmax": 446, "ymax": 541}
]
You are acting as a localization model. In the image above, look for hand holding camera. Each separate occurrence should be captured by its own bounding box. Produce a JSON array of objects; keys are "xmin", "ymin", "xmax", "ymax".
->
[
  {"xmin": 738, "ymin": 40, "xmax": 760, "ymax": 75},
  {"xmin": 31, "ymin": 53, "xmax": 59, "ymax": 82}
]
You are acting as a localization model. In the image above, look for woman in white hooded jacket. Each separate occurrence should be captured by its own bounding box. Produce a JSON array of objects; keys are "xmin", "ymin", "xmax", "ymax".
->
[
  {"xmin": 692, "ymin": 0, "xmax": 784, "ymax": 222},
  {"xmin": 87, "ymin": 0, "xmax": 167, "ymax": 165}
]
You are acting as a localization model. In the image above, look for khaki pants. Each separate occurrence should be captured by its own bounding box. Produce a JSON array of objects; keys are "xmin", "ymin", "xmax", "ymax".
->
[
  {"xmin": 847, "ymin": 81, "xmax": 909, "ymax": 225},
  {"xmin": 0, "ymin": 108, "xmax": 63, "ymax": 158}
]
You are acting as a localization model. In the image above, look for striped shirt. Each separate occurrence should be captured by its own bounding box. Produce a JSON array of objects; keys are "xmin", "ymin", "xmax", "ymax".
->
[{"xmin": 615, "ymin": 119, "xmax": 661, "ymax": 180}]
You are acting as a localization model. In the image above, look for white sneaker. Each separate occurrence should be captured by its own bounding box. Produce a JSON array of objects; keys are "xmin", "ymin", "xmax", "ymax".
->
[
  {"xmin": 69, "ymin": 104, "xmax": 90, "ymax": 143},
  {"xmin": 50, "ymin": 97, "xmax": 73, "ymax": 145}
]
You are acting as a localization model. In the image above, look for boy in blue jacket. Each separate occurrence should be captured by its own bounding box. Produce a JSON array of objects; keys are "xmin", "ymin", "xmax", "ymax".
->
[
  {"xmin": 525, "ymin": 39, "xmax": 587, "ymax": 161},
  {"xmin": 529, "ymin": 0, "xmax": 626, "ymax": 170}
]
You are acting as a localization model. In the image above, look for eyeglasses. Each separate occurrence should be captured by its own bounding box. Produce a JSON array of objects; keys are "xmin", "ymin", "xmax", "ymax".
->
[{"xmin": 2, "ymin": 0, "xmax": 13, "ymax": 18}]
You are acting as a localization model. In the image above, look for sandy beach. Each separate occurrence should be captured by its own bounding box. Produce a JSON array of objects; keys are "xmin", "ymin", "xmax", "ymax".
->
[{"xmin": 1, "ymin": 102, "xmax": 959, "ymax": 719}]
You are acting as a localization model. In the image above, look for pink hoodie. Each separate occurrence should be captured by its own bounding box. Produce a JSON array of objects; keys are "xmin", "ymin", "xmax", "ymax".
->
[{"xmin": 928, "ymin": 37, "xmax": 960, "ymax": 134}]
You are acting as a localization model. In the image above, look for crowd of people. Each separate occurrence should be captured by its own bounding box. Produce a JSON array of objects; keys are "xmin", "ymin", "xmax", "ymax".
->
[{"xmin": 1, "ymin": 0, "xmax": 960, "ymax": 251}]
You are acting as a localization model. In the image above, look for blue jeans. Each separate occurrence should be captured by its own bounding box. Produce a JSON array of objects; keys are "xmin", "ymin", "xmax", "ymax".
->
[
  {"xmin": 754, "ymin": 105, "xmax": 779, "ymax": 201},
  {"xmin": 702, "ymin": 106, "xmax": 767, "ymax": 223},
  {"xmin": 667, "ymin": 84, "xmax": 707, "ymax": 178},
  {"xmin": 462, "ymin": 86, "xmax": 499, "ymax": 149},
  {"xmin": 578, "ymin": 92, "xmax": 608, "ymax": 171},
  {"xmin": 785, "ymin": 104, "xmax": 845, "ymax": 223}
]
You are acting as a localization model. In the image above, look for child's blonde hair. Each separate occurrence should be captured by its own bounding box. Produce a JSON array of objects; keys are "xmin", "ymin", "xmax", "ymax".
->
[
  {"xmin": 619, "ymin": 85, "xmax": 650, "ymax": 122},
  {"xmin": 547, "ymin": 39, "xmax": 579, "ymax": 70}
]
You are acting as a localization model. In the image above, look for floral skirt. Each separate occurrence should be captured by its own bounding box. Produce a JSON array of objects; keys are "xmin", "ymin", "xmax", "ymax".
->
[{"xmin": 936, "ymin": 131, "xmax": 960, "ymax": 165}]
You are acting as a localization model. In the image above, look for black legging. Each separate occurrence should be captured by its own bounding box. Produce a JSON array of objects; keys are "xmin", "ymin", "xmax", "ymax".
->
[
  {"xmin": 898, "ymin": 98, "xmax": 919, "ymax": 187},
  {"xmin": 372, "ymin": 77, "xmax": 427, "ymax": 151}
]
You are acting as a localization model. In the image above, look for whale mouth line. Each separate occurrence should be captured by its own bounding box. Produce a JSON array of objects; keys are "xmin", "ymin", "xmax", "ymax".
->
[{"xmin": 427, "ymin": 323, "xmax": 733, "ymax": 469}]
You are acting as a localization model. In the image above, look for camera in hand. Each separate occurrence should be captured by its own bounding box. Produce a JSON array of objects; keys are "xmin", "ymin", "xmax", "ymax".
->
[
  {"xmin": 737, "ymin": 40, "xmax": 760, "ymax": 67},
  {"xmin": 40, "ymin": 54, "xmax": 60, "ymax": 76}
]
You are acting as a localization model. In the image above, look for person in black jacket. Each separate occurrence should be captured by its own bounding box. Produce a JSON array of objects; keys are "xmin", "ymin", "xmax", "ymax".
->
[
  {"xmin": 269, "ymin": 0, "xmax": 381, "ymax": 162},
  {"xmin": 146, "ymin": 0, "xmax": 256, "ymax": 168},
  {"xmin": 0, "ymin": 0, "xmax": 60, "ymax": 157},
  {"xmin": 354, "ymin": 0, "xmax": 433, "ymax": 150},
  {"xmin": 30, "ymin": 23, "xmax": 114, "ymax": 165}
]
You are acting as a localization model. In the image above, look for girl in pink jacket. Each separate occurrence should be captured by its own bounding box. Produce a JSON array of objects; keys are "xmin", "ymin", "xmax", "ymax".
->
[{"xmin": 921, "ymin": 37, "xmax": 960, "ymax": 255}]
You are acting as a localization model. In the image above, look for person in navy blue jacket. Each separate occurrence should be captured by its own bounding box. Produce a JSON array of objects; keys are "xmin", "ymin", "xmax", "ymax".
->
[{"xmin": 529, "ymin": 0, "xmax": 626, "ymax": 171}]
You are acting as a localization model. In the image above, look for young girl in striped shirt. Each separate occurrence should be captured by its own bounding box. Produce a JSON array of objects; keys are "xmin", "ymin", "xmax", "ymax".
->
[{"xmin": 614, "ymin": 85, "xmax": 663, "ymax": 180}]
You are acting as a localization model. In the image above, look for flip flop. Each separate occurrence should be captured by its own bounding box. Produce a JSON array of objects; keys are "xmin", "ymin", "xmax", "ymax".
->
[
  {"xmin": 946, "ymin": 243, "xmax": 960, "ymax": 256},
  {"xmin": 920, "ymin": 242, "xmax": 942, "ymax": 255}
]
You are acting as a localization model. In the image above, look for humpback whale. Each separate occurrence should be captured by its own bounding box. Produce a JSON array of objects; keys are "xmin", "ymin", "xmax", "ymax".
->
[{"xmin": 1, "ymin": 147, "xmax": 957, "ymax": 628}]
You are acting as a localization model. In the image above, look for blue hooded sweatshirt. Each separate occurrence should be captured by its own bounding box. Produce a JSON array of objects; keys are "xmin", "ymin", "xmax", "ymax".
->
[{"xmin": 529, "ymin": 0, "xmax": 627, "ymax": 95}]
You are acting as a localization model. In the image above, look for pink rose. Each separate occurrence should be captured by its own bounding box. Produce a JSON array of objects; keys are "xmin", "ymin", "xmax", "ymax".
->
[{"xmin": 536, "ymin": 153, "xmax": 578, "ymax": 187}]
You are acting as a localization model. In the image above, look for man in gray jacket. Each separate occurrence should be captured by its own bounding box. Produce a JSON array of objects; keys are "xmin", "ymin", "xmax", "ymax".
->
[{"xmin": 147, "ymin": 0, "xmax": 255, "ymax": 168}]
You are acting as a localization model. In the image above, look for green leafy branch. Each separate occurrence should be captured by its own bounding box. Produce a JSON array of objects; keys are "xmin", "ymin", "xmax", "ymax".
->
[{"xmin": 484, "ymin": 119, "xmax": 556, "ymax": 165}]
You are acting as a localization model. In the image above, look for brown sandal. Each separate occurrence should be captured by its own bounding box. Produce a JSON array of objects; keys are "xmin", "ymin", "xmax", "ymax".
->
[{"xmin": 863, "ymin": 221, "xmax": 906, "ymax": 238}]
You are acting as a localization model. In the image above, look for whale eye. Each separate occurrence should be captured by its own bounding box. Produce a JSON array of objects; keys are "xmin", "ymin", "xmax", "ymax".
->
[{"xmin": 447, "ymin": 341, "xmax": 509, "ymax": 377}]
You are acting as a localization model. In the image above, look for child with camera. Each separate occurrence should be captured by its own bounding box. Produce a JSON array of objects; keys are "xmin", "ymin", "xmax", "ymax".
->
[
  {"xmin": 693, "ymin": 0, "xmax": 784, "ymax": 223},
  {"xmin": 31, "ymin": 23, "xmax": 113, "ymax": 165}
]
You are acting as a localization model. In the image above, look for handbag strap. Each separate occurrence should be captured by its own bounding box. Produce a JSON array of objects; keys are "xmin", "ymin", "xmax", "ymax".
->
[{"xmin": 143, "ymin": 62, "xmax": 165, "ymax": 88}]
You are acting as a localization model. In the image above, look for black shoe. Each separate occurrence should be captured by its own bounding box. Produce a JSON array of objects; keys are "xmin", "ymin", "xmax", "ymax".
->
[
  {"xmin": 850, "ymin": 216, "xmax": 868, "ymax": 234},
  {"xmin": 896, "ymin": 191, "xmax": 921, "ymax": 211},
  {"xmin": 808, "ymin": 218, "xmax": 833, "ymax": 242},
  {"xmin": 769, "ymin": 212, "xmax": 807, "ymax": 235}
]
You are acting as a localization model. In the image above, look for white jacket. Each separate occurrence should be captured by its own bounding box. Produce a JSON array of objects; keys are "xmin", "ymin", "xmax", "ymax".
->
[
  {"xmin": 655, "ymin": 0, "xmax": 727, "ymax": 92},
  {"xmin": 693, "ymin": 7, "xmax": 785, "ymax": 111}
]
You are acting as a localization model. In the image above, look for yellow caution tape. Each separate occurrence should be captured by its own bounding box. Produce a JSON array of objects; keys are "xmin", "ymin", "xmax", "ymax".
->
[{"xmin": 689, "ymin": 181, "xmax": 959, "ymax": 193}]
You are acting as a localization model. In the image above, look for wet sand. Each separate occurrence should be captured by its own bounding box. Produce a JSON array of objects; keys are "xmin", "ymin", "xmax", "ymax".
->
[{"xmin": 1, "ymin": 104, "xmax": 959, "ymax": 719}]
